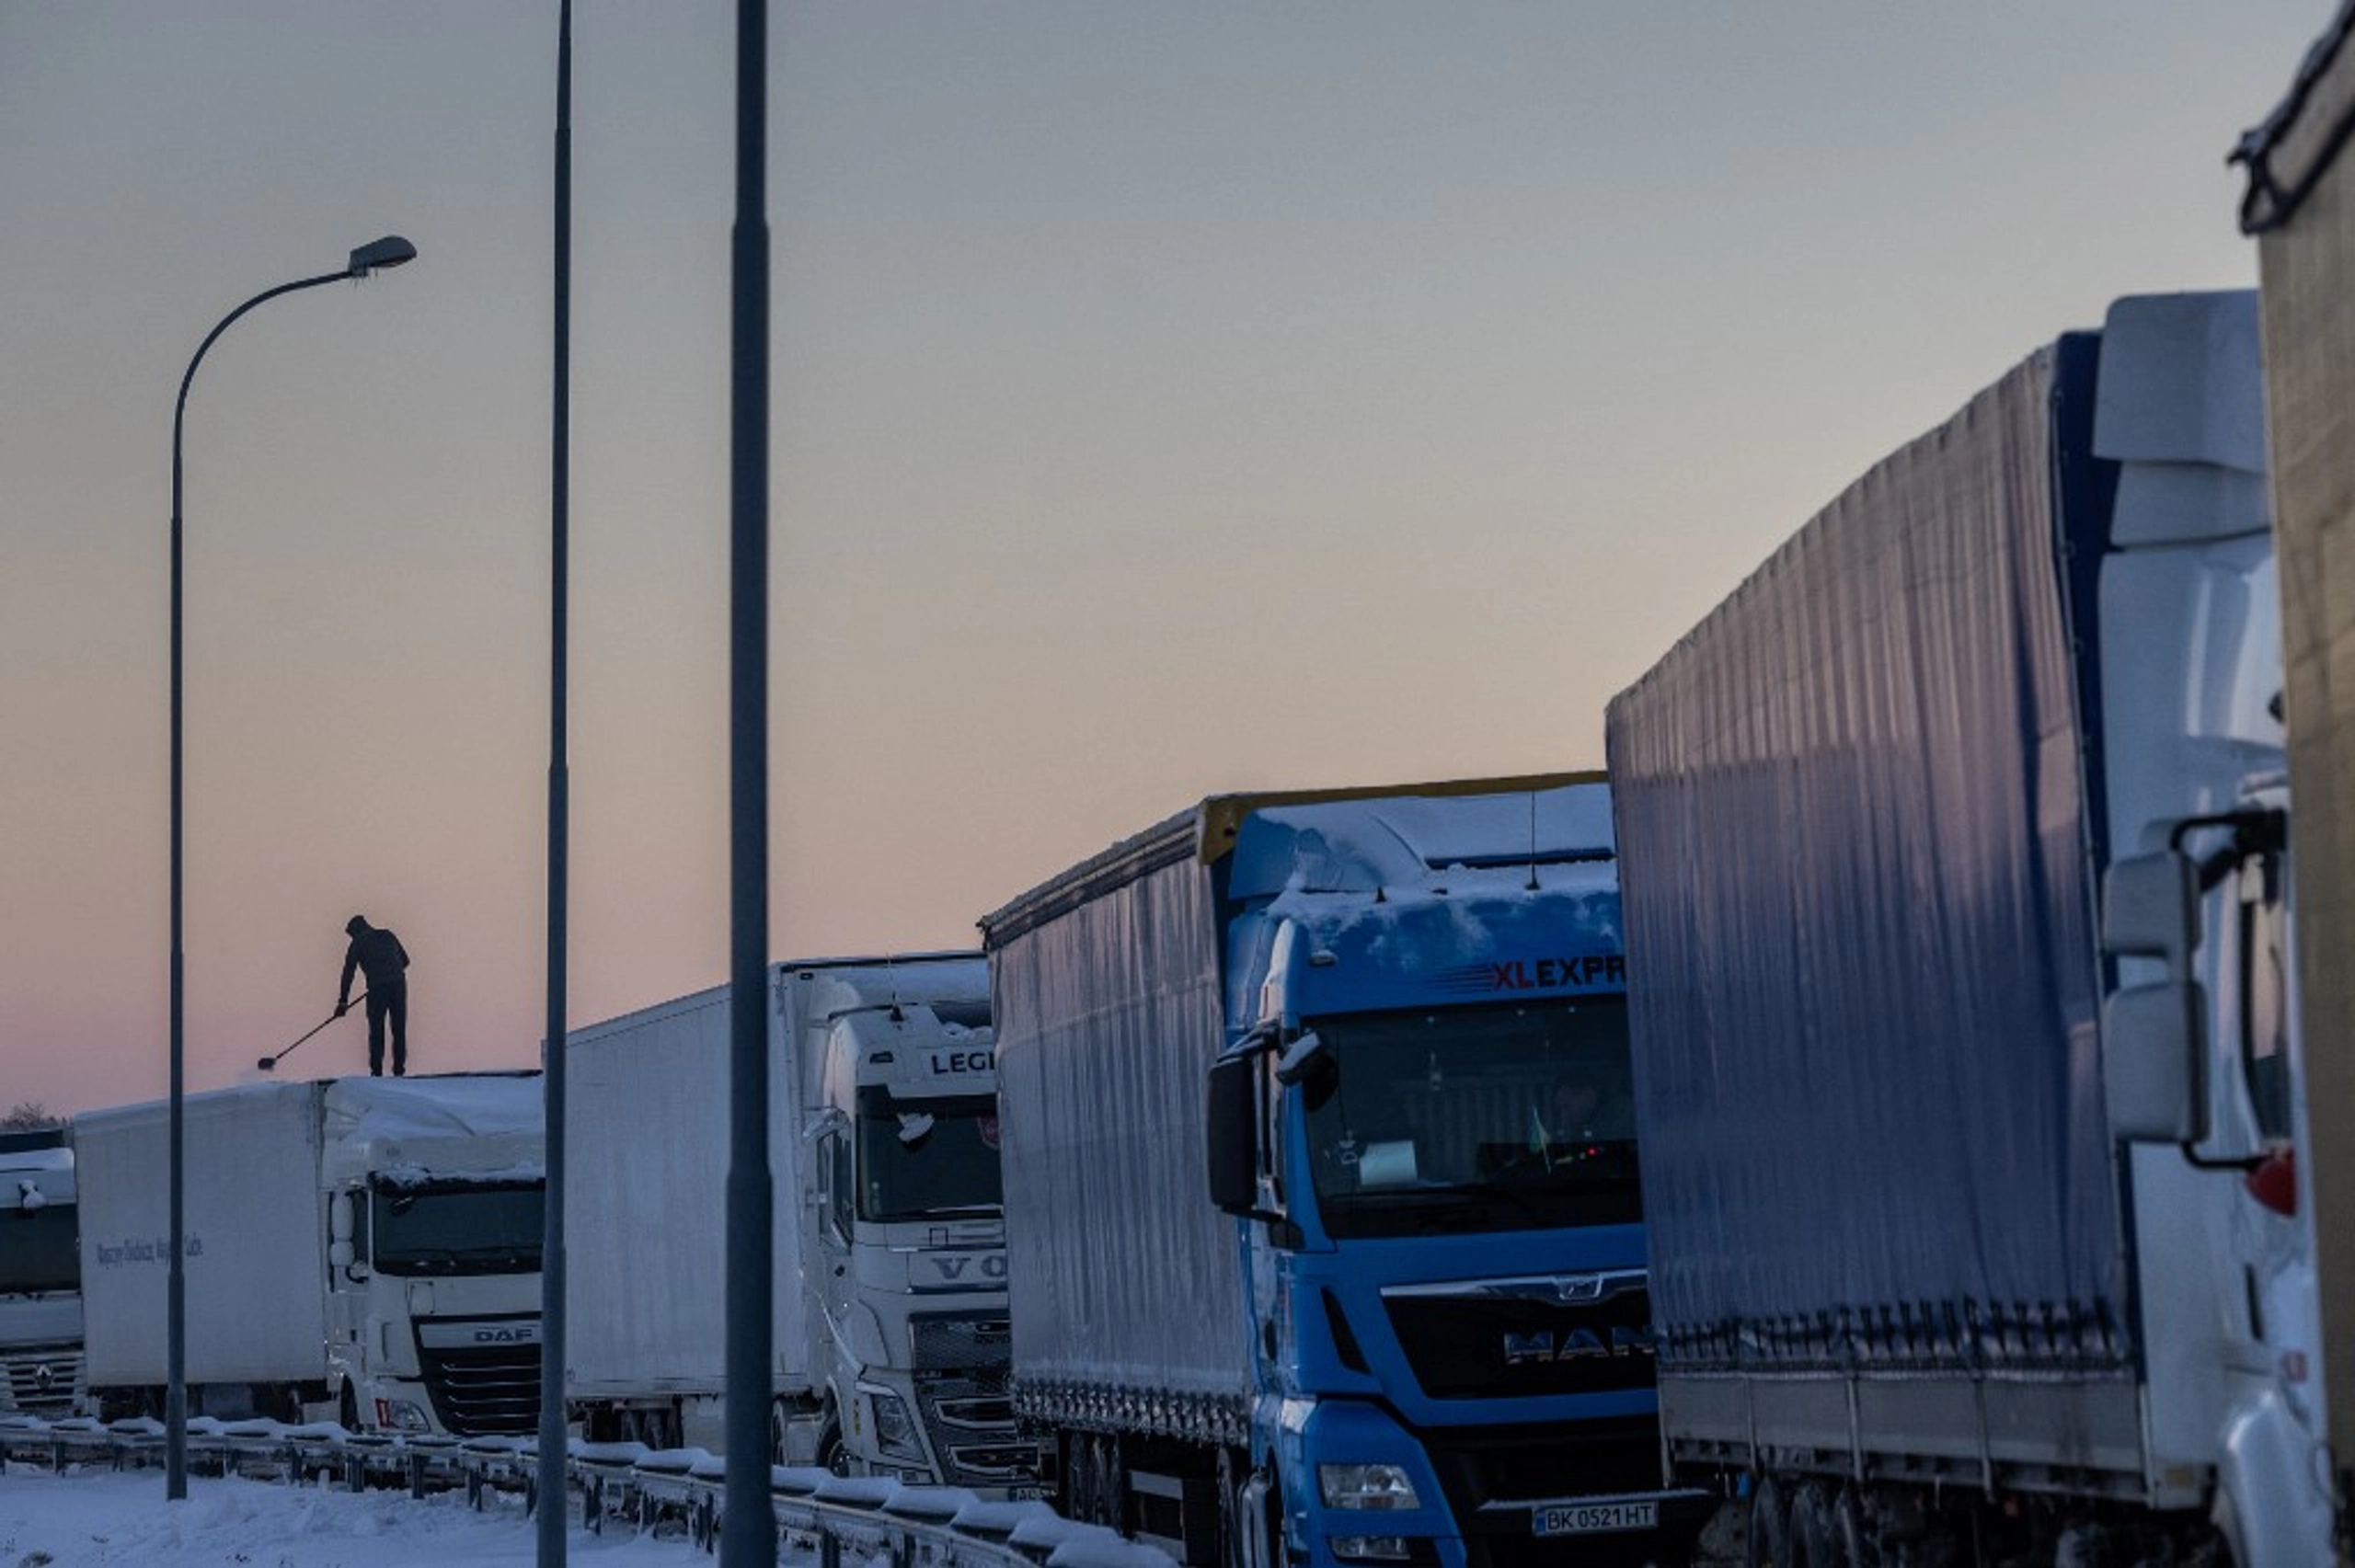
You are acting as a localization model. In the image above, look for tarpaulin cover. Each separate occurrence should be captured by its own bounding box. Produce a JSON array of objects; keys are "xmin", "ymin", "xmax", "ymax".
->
[
  {"xmin": 2247, "ymin": 11, "xmax": 2355, "ymax": 1459},
  {"xmin": 984, "ymin": 816, "xmax": 1253, "ymax": 1420},
  {"xmin": 1605, "ymin": 342, "xmax": 2131, "ymax": 1374}
]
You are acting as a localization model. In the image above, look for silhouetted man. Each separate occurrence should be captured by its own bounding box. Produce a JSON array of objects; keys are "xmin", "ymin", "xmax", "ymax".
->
[{"xmin": 338, "ymin": 915, "xmax": 411, "ymax": 1077}]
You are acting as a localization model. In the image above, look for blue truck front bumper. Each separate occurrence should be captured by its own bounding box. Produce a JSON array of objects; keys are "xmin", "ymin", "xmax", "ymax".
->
[{"xmin": 1274, "ymin": 1398, "xmax": 1715, "ymax": 1568}]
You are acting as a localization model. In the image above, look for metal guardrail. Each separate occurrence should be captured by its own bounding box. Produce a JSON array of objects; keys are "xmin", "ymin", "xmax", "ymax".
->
[{"xmin": 0, "ymin": 1413, "xmax": 1174, "ymax": 1568}]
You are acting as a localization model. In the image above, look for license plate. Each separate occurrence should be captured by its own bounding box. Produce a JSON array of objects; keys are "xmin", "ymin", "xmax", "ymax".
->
[{"xmin": 1532, "ymin": 1499, "xmax": 1658, "ymax": 1537}]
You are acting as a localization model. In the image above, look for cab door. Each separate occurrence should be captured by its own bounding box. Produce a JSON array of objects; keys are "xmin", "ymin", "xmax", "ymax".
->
[{"xmin": 324, "ymin": 1188, "xmax": 373, "ymax": 1414}]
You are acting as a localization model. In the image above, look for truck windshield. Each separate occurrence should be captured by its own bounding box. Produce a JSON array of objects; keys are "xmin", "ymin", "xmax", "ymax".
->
[
  {"xmin": 854, "ymin": 1090, "xmax": 1004, "ymax": 1223},
  {"xmin": 370, "ymin": 1183, "xmax": 544, "ymax": 1276},
  {"xmin": 0, "ymin": 1206, "xmax": 78, "ymax": 1295},
  {"xmin": 1301, "ymin": 999, "xmax": 1641, "ymax": 1240}
]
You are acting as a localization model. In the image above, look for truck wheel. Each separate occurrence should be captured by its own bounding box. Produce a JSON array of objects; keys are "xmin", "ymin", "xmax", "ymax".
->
[
  {"xmin": 339, "ymin": 1385, "xmax": 362, "ymax": 1435},
  {"xmin": 768, "ymin": 1401, "xmax": 790, "ymax": 1466},
  {"xmin": 1786, "ymin": 1483, "xmax": 1849, "ymax": 1568},
  {"xmin": 1063, "ymin": 1435, "xmax": 1094, "ymax": 1522},
  {"xmin": 1747, "ymin": 1475, "xmax": 1793, "ymax": 1568},
  {"xmin": 1069, "ymin": 1434, "xmax": 1109, "ymax": 1526},
  {"xmin": 1830, "ymin": 1488, "xmax": 1874, "ymax": 1567},
  {"xmin": 1101, "ymin": 1435, "xmax": 1130, "ymax": 1533},
  {"xmin": 819, "ymin": 1420, "xmax": 850, "ymax": 1477}
]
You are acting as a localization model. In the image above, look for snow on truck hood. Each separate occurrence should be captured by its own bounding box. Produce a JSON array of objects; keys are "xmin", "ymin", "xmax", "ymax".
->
[
  {"xmin": 1224, "ymin": 780, "xmax": 1615, "ymax": 902},
  {"xmin": 320, "ymin": 1074, "xmax": 545, "ymax": 1188},
  {"xmin": 835, "ymin": 1006, "xmax": 997, "ymax": 1095},
  {"xmin": 789, "ymin": 953, "xmax": 987, "ymax": 1022},
  {"xmin": 0, "ymin": 1146, "xmax": 74, "ymax": 1211}
]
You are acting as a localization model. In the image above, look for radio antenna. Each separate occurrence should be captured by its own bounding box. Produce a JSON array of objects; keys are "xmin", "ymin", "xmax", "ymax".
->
[{"xmin": 1526, "ymin": 791, "xmax": 1541, "ymax": 891}]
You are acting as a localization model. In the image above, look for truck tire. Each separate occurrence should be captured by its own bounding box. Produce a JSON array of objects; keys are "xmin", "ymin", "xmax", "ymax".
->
[
  {"xmin": 1747, "ymin": 1475, "xmax": 1793, "ymax": 1568},
  {"xmin": 1786, "ymin": 1483, "xmax": 1849, "ymax": 1568},
  {"xmin": 1102, "ymin": 1435, "xmax": 1130, "ymax": 1532},
  {"xmin": 769, "ymin": 1400, "xmax": 790, "ymax": 1467},
  {"xmin": 339, "ymin": 1384, "xmax": 362, "ymax": 1435},
  {"xmin": 1829, "ymin": 1488, "xmax": 1873, "ymax": 1567},
  {"xmin": 819, "ymin": 1419, "xmax": 849, "ymax": 1477},
  {"xmin": 1064, "ymin": 1434, "xmax": 1098, "ymax": 1523}
]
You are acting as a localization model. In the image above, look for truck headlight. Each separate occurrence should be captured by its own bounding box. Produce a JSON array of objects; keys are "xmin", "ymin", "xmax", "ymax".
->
[
  {"xmin": 376, "ymin": 1398, "xmax": 431, "ymax": 1434},
  {"xmin": 866, "ymin": 1387, "xmax": 925, "ymax": 1462},
  {"xmin": 1319, "ymin": 1463, "xmax": 1419, "ymax": 1510}
]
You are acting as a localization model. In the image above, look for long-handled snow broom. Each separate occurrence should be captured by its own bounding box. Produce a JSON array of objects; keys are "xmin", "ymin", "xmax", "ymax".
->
[{"xmin": 258, "ymin": 992, "xmax": 366, "ymax": 1072}]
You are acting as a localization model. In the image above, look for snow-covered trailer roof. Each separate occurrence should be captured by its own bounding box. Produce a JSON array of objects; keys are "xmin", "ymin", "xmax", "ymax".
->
[
  {"xmin": 0, "ymin": 1143, "xmax": 74, "ymax": 1210},
  {"xmin": 980, "ymin": 771, "xmax": 1609, "ymax": 946},
  {"xmin": 319, "ymin": 1072, "xmax": 544, "ymax": 1188}
]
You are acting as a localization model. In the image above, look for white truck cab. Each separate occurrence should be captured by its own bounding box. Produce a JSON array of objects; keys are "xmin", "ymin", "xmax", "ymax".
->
[
  {"xmin": 0, "ymin": 1129, "xmax": 83, "ymax": 1421},
  {"xmin": 567, "ymin": 955, "xmax": 1042, "ymax": 1494},
  {"xmin": 801, "ymin": 984, "xmax": 1033, "ymax": 1489},
  {"xmin": 317, "ymin": 1076, "xmax": 545, "ymax": 1436}
]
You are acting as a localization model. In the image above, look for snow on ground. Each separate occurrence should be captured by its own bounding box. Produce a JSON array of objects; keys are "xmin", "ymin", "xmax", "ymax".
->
[{"xmin": 0, "ymin": 1467, "xmax": 717, "ymax": 1568}]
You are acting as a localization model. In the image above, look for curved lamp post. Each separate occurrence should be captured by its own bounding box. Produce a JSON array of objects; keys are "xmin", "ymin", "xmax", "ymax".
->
[{"xmin": 167, "ymin": 235, "xmax": 418, "ymax": 1500}]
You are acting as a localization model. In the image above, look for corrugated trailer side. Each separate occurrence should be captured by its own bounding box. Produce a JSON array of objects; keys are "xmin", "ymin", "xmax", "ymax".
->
[
  {"xmin": 982, "ymin": 813, "xmax": 1252, "ymax": 1446},
  {"xmin": 565, "ymin": 979, "xmax": 807, "ymax": 1400},
  {"xmin": 1605, "ymin": 340, "xmax": 2143, "ymax": 1481},
  {"xmin": 566, "ymin": 985, "xmax": 737, "ymax": 1398},
  {"xmin": 76, "ymin": 1083, "xmax": 327, "ymax": 1390},
  {"xmin": 2239, "ymin": 10, "xmax": 2355, "ymax": 1519}
]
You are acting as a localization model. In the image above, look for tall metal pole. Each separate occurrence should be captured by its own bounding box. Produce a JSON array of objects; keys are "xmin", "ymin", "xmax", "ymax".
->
[
  {"xmin": 537, "ymin": 1, "xmax": 574, "ymax": 1561},
  {"xmin": 167, "ymin": 260, "xmax": 393, "ymax": 1499},
  {"xmin": 722, "ymin": 0, "xmax": 773, "ymax": 1560}
]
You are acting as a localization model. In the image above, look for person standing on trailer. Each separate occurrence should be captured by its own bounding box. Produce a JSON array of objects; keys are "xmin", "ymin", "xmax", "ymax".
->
[{"xmin": 337, "ymin": 914, "xmax": 411, "ymax": 1077}]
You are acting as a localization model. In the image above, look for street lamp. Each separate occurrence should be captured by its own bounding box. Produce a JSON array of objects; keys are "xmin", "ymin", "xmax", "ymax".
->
[{"xmin": 167, "ymin": 235, "xmax": 418, "ymax": 1500}]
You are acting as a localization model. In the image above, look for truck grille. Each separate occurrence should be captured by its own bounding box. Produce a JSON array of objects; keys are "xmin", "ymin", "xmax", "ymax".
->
[
  {"xmin": 912, "ymin": 1310, "xmax": 1011, "ymax": 1370},
  {"xmin": 915, "ymin": 1367, "xmax": 1041, "ymax": 1488},
  {"xmin": 1383, "ymin": 1275, "xmax": 1657, "ymax": 1401},
  {"xmin": 0, "ymin": 1346, "xmax": 81, "ymax": 1419},
  {"xmin": 417, "ymin": 1342, "xmax": 539, "ymax": 1435}
]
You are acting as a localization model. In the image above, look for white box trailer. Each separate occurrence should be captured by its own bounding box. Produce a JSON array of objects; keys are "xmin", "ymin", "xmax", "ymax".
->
[
  {"xmin": 564, "ymin": 981, "xmax": 809, "ymax": 1411},
  {"xmin": 76, "ymin": 1074, "xmax": 545, "ymax": 1433},
  {"xmin": 78, "ymin": 1083, "xmax": 326, "ymax": 1394}
]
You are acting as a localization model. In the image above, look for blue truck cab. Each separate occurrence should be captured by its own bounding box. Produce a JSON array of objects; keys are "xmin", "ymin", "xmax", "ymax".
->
[{"xmin": 1200, "ymin": 777, "xmax": 1708, "ymax": 1568}]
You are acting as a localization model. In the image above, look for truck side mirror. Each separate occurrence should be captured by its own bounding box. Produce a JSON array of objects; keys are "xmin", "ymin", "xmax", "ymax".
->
[
  {"xmin": 2103, "ymin": 980, "xmax": 2210, "ymax": 1144},
  {"xmin": 1273, "ymin": 1030, "xmax": 1329, "ymax": 1089},
  {"xmin": 2101, "ymin": 852, "xmax": 2198, "ymax": 966},
  {"xmin": 328, "ymin": 1190, "xmax": 369, "ymax": 1278},
  {"xmin": 2099, "ymin": 851, "xmax": 2208, "ymax": 1144},
  {"xmin": 1205, "ymin": 1053, "xmax": 1260, "ymax": 1216}
]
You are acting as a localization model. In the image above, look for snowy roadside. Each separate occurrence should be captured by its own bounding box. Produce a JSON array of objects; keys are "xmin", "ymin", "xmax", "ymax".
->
[{"xmin": 0, "ymin": 1467, "xmax": 721, "ymax": 1568}]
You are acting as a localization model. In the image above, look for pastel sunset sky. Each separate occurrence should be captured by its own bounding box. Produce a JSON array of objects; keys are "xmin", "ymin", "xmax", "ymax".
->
[{"xmin": 0, "ymin": 2, "xmax": 2322, "ymax": 1113}]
